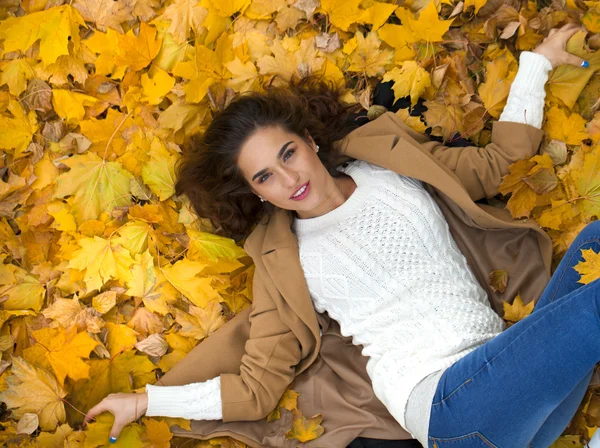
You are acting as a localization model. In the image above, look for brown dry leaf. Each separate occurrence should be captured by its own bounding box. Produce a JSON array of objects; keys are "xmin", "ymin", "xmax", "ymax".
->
[{"xmin": 488, "ymin": 269, "xmax": 508, "ymax": 293}]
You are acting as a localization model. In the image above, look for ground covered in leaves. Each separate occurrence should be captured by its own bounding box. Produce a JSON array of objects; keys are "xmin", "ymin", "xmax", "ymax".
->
[{"xmin": 0, "ymin": 0, "xmax": 600, "ymax": 446}]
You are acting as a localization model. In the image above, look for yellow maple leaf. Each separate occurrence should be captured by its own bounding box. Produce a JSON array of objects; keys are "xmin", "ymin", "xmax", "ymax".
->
[
  {"xmin": 36, "ymin": 423, "xmax": 77, "ymax": 447},
  {"xmin": 225, "ymin": 57, "xmax": 260, "ymax": 92},
  {"xmin": 52, "ymin": 89, "xmax": 99, "ymax": 125},
  {"xmin": 141, "ymin": 66, "xmax": 175, "ymax": 105},
  {"xmin": 318, "ymin": 0, "xmax": 363, "ymax": 32},
  {"xmin": 463, "ymin": 0, "xmax": 487, "ymax": 13},
  {"xmin": 0, "ymin": 357, "xmax": 66, "ymax": 431},
  {"xmin": 186, "ymin": 229, "xmax": 247, "ymax": 262},
  {"xmin": 358, "ymin": 2, "xmax": 397, "ymax": 31},
  {"xmin": 422, "ymin": 100, "xmax": 463, "ymax": 142},
  {"xmin": 142, "ymin": 417, "xmax": 173, "ymax": 448},
  {"xmin": 173, "ymin": 32, "xmax": 234, "ymax": 102},
  {"xmin": 0, "ymin": 58, "xmax": 35, "ymax": 96},
  {"xmin": 68, "ymin": 236, "xmax": 135, "ymax": 292},
  {"xmin": 105, "ymin": 322, "xmax": 139, "ymax": 357},
  {"xmin": 52, "ymin": 152, "xmax": 133, "ymax": 224},
  {"xmin": 548, "ymin": 30, "xmax": 600, "ymax": 110},
  {"xmin": 394, "ymin": 1, "xmax": 453, "ymax": 44},
  {"xmin": 573, "ymin": 248, "xmax": 600, "ymax": 285},
  {"xmin": 205, "ymin": 0, "xmax": 251, "ymax": 17},
  {"xmin": 27, "ymin": 325, "xmax": 98, "ymax": 386},
  {"xmin": 382, "ymin": 60, "xmax": 431, "ymax": 106},
  {"xmin": 502, "ymin": 294, "xmax": 534, "ymax": 322},
  {"xmin": 84, "ymin": 413, "xmax": 145, "ymax": 448},
  {"xmin": 347, "ymin": 31, "xmax": 393, "ymax": 77},
  {"xmin": 478, "ymin": 48, "xmax": 518, "ymax": 119},
  {"xmin": 113, "ymin": 220, "xmax": 152, "ymax": 256},
  {"xmin": 162, "ymin": 0, "xmax": 208, "ymax": 44},
  {"xmin": 126, "ymin": 251, "xmax": 168, "ymax": 307},
  {"xmin": 92, "ymin": 291, "xmax": 118, "ymax": 315},
  {"xmin": 0, "ymin": 266, "xmax": 46, "ymax": 312},
  {"xmin": 70, "ymin": 350, "xmax": 156, "ymax": 425},
  {"xmin": 267, "ymin": 387, "xmax": 300, "ymax": 422},
  {"xmin": 570, "ymin": 148, "xmax": 600, "ymax": 221},
  {"xmin": 42, "ymin": 295, "xmax": 104, "ymax": 333},
  {"xmin": 84, "ymin": 28, "xmax": 128, "ymax": 78},
  {"xmin": 0, "ymin": 100, "xmax": 39, "ymax": 159},
  {"xmin": 114, "ymin": 22, "xmax": 162, "ymax": 72},
  {"xmin": 545, "ymin": 106, "xmax": 588, "ymax": 145},
  {"xmin": 141, "ymin": 137, "xmax": 178, "ymax": 201},
  {"xmin": 395, "ymin": 108, "xmax": 427, "ymax": 133},
  {"xmin": 160, "ymin": 258, "xmax": 222, "ymax": 308},
  {"xmin": 173, "ymin": 300, "xmax": 226, "ymax": 340},
  {"xmin": 285, "ymin": 410, "xmax": 325, "ymax": 442},
  {"xmin": 377, "ymin": 24, "xmax": 416, "ymax": 63},
  {"xmin": 73, "ymin": 0, "xmax": 133, "ymax": 34},
  {"xmin": 0, "ymin": 5, "xmax": 86, "ymax": 66}
]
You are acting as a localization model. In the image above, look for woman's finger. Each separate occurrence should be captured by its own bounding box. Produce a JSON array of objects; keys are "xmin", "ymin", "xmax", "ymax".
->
[
  {"xmin": 558, "ymin": 22, "xmax": 580, "ymax": 32},
  {"xmin": 562, "ymin": 25, "xmax": 583, "ymax": 40},
  {"xmin": 564, "ymin": 53, "xmax": 588, "ymax": 67},
  {"xmin": 83, "ymin": 401, "xmax": 109, "ymax": 427},
  {"xmin": 109, "ymin": 420, "xmax": 128, "ymax": 443}
]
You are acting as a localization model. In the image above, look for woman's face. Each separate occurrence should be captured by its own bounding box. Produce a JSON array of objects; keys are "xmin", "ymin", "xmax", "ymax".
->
[{"xmin": 236, "ymin": 124, "xmax": 335, "ymax": 218}]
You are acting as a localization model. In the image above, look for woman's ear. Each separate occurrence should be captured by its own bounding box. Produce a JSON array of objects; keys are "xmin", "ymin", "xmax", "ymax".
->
[{"xmin": 303, "ymin": 129, "xmax": 318, "ymax": 152}]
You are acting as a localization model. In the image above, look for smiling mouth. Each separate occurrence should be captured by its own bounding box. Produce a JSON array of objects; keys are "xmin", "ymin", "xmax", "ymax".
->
[{"xmin": 290, "ymin": 181, "xmax": 309, "ymax": 199}]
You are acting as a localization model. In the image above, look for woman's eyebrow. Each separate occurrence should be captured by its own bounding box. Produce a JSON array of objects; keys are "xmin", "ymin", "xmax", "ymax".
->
[{"xmin": 251, "ymin": 140, "xmax": 294, "ymax": 181}]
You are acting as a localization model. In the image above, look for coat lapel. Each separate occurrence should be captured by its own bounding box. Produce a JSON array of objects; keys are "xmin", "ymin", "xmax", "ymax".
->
[
  {"xmin": 254, "ymin": 128, "xmax": 553, "ymax": 334},
  {"xmin": 344, "ymin": 133, "xmax": 550, "ymax": 234},
  {"xmin": 260, "ymin": 209, "xmax": 321, "ymax": 337}
]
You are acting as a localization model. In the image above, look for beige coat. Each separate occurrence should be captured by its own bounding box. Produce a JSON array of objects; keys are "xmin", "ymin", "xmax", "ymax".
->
[{"xmin": 157, "ymin": 112, "xmax": 553, "ymax": 447}]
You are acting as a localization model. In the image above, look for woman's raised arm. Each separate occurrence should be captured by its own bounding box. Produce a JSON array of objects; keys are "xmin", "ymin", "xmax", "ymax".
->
[{"xmin": 383, "ymin": 23, "xmax": 587, "ymax": 201}]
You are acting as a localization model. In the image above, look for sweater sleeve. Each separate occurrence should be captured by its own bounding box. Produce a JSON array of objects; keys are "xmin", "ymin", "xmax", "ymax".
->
[
  {"xmin": 498, "ymin": 51, "xmax": 553, "ymax": 129},
  {"xmin": 145, "ymin": 376, "xmax": 223, "ymax": 420}
]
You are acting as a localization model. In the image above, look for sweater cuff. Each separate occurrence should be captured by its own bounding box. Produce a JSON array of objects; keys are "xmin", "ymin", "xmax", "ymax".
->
[
  {"xmin": 498, "ymin": 51, "xmax": 552, "ymax": 129},
  {"xmin": 145, "ymin": 377, "xmax": 223, "ymax": 420},
  {"xmin": 513, "ymin": 51, "xmax": 553, "ymax": 89}
]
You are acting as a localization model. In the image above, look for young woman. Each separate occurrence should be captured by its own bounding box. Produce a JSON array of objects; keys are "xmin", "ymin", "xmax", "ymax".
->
[{"xmin": 84, "ymin": 23, "xmax": 594, "ymax": 448}]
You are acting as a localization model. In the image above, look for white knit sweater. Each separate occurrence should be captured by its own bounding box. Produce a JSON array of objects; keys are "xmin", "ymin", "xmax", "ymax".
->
[{"xmin": 145, "ymin": 51, "xmax": 552, "ymax": 444}]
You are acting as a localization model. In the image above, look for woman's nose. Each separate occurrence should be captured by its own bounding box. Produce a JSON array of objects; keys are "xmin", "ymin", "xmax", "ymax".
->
[{"xmin": 281, "ymin": 168, "xmax": 299, "ymax": 187}]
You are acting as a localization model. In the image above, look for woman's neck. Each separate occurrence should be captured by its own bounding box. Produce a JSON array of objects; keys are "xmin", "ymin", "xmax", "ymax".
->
[{"xmin": 294, "ymin": 173, "xmax": 356, "ymax": 220}]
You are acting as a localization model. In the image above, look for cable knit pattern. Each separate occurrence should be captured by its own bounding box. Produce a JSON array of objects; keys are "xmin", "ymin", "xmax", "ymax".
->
[
  {"xmin": 145, "ymin": 377, "xmax": 222, "ymax": 420},
  {"xmin": 141, "ymin": 53, "xmax": 551, "ymax": 440},
  {"xmin": 498, "ymin": 51, "xmax": 552, "ymax": 128},
  {"xmin": 293, "ymin": 161, "xmax": 506, "ymax": 441}
]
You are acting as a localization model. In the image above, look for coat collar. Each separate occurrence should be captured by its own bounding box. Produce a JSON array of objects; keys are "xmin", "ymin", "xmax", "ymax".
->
[
  {"xmin": 252, "ymin": 124, "xmax": 552, "ymax": 344},
  {"xmin": 256, "ymin": 129, "xmax": 550, "ymax": 258}
]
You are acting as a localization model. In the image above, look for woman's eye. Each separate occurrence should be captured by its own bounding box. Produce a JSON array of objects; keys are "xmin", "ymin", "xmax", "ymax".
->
[
  {"xmin": 284, "ymin": 149, "xmax": 294, "ymax": 161},
  {"xmin": 259, "ymin": 174, "xmax": 270, "ymax": 183}
]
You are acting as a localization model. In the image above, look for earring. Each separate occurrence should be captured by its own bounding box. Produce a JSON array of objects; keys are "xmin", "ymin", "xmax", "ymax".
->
[
  {"xmin": 259, "ymin": 197, "xmax": 265, "ymax": 202},
  {"xmin": 316, "ymin": 144, "xmax": 320, "ymax": 152}
]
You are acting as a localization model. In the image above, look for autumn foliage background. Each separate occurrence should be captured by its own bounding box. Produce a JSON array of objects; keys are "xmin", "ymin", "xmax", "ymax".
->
[{"xmin": 0, "ymin": 0, "xmax": 600, "ymax": 446}]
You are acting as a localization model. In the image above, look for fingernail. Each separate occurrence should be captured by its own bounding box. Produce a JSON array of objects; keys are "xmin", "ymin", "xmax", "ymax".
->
[
  {"xmin": 581, "ymin": 60, "xmax": 589, "ymax": 68},
  {"xmin": 109, "ymin": 436, "xmax": 117, "ymax": 443}
]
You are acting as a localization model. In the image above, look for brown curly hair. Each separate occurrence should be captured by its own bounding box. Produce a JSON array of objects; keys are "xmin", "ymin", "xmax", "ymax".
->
[{"xmin": 174, "ymin": 74, "xmax": 365, "ymax": 242}]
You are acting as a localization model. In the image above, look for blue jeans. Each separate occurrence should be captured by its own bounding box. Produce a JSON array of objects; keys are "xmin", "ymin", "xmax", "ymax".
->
[{"xmin": 427, "ymin": 220, "xmax": 600, "ymax": 448}]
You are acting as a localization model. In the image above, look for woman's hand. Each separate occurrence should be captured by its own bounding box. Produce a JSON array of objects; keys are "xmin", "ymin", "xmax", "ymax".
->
[
  {"xmin": 82, "ymin": 392, "xmax": 149, "ymax": 443},
  {"xmin": 532, "ymin": 23, "xmax": 589, "ymax": 69}
]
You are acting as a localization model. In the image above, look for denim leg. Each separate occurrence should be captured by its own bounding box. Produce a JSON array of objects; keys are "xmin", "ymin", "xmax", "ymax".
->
[
  {"xmin": 427, "ymin": 221, "xmax": 600, "ymax": 447},
  {"xmin": 528, "ymin": 221, "xmax": 600, "ymax": 446}
]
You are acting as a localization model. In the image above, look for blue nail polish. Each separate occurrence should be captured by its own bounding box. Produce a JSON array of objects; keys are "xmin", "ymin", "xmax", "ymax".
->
[
  {"xmin": 109, "ymin": 436, "xmax": 117, "ymax": 443},
  {"xmin": 582, "ymin": 60, "xmax": 589, "ymax": 68}
]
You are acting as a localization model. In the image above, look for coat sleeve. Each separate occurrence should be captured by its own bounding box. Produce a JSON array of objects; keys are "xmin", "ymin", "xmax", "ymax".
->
[
  {"xmin": 218, "ymin": 251, "xmax": 303, "ymax": 422},
  {"xmin": 383, "ymin": 112, "xmax": 545, "ymax": 202}
]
